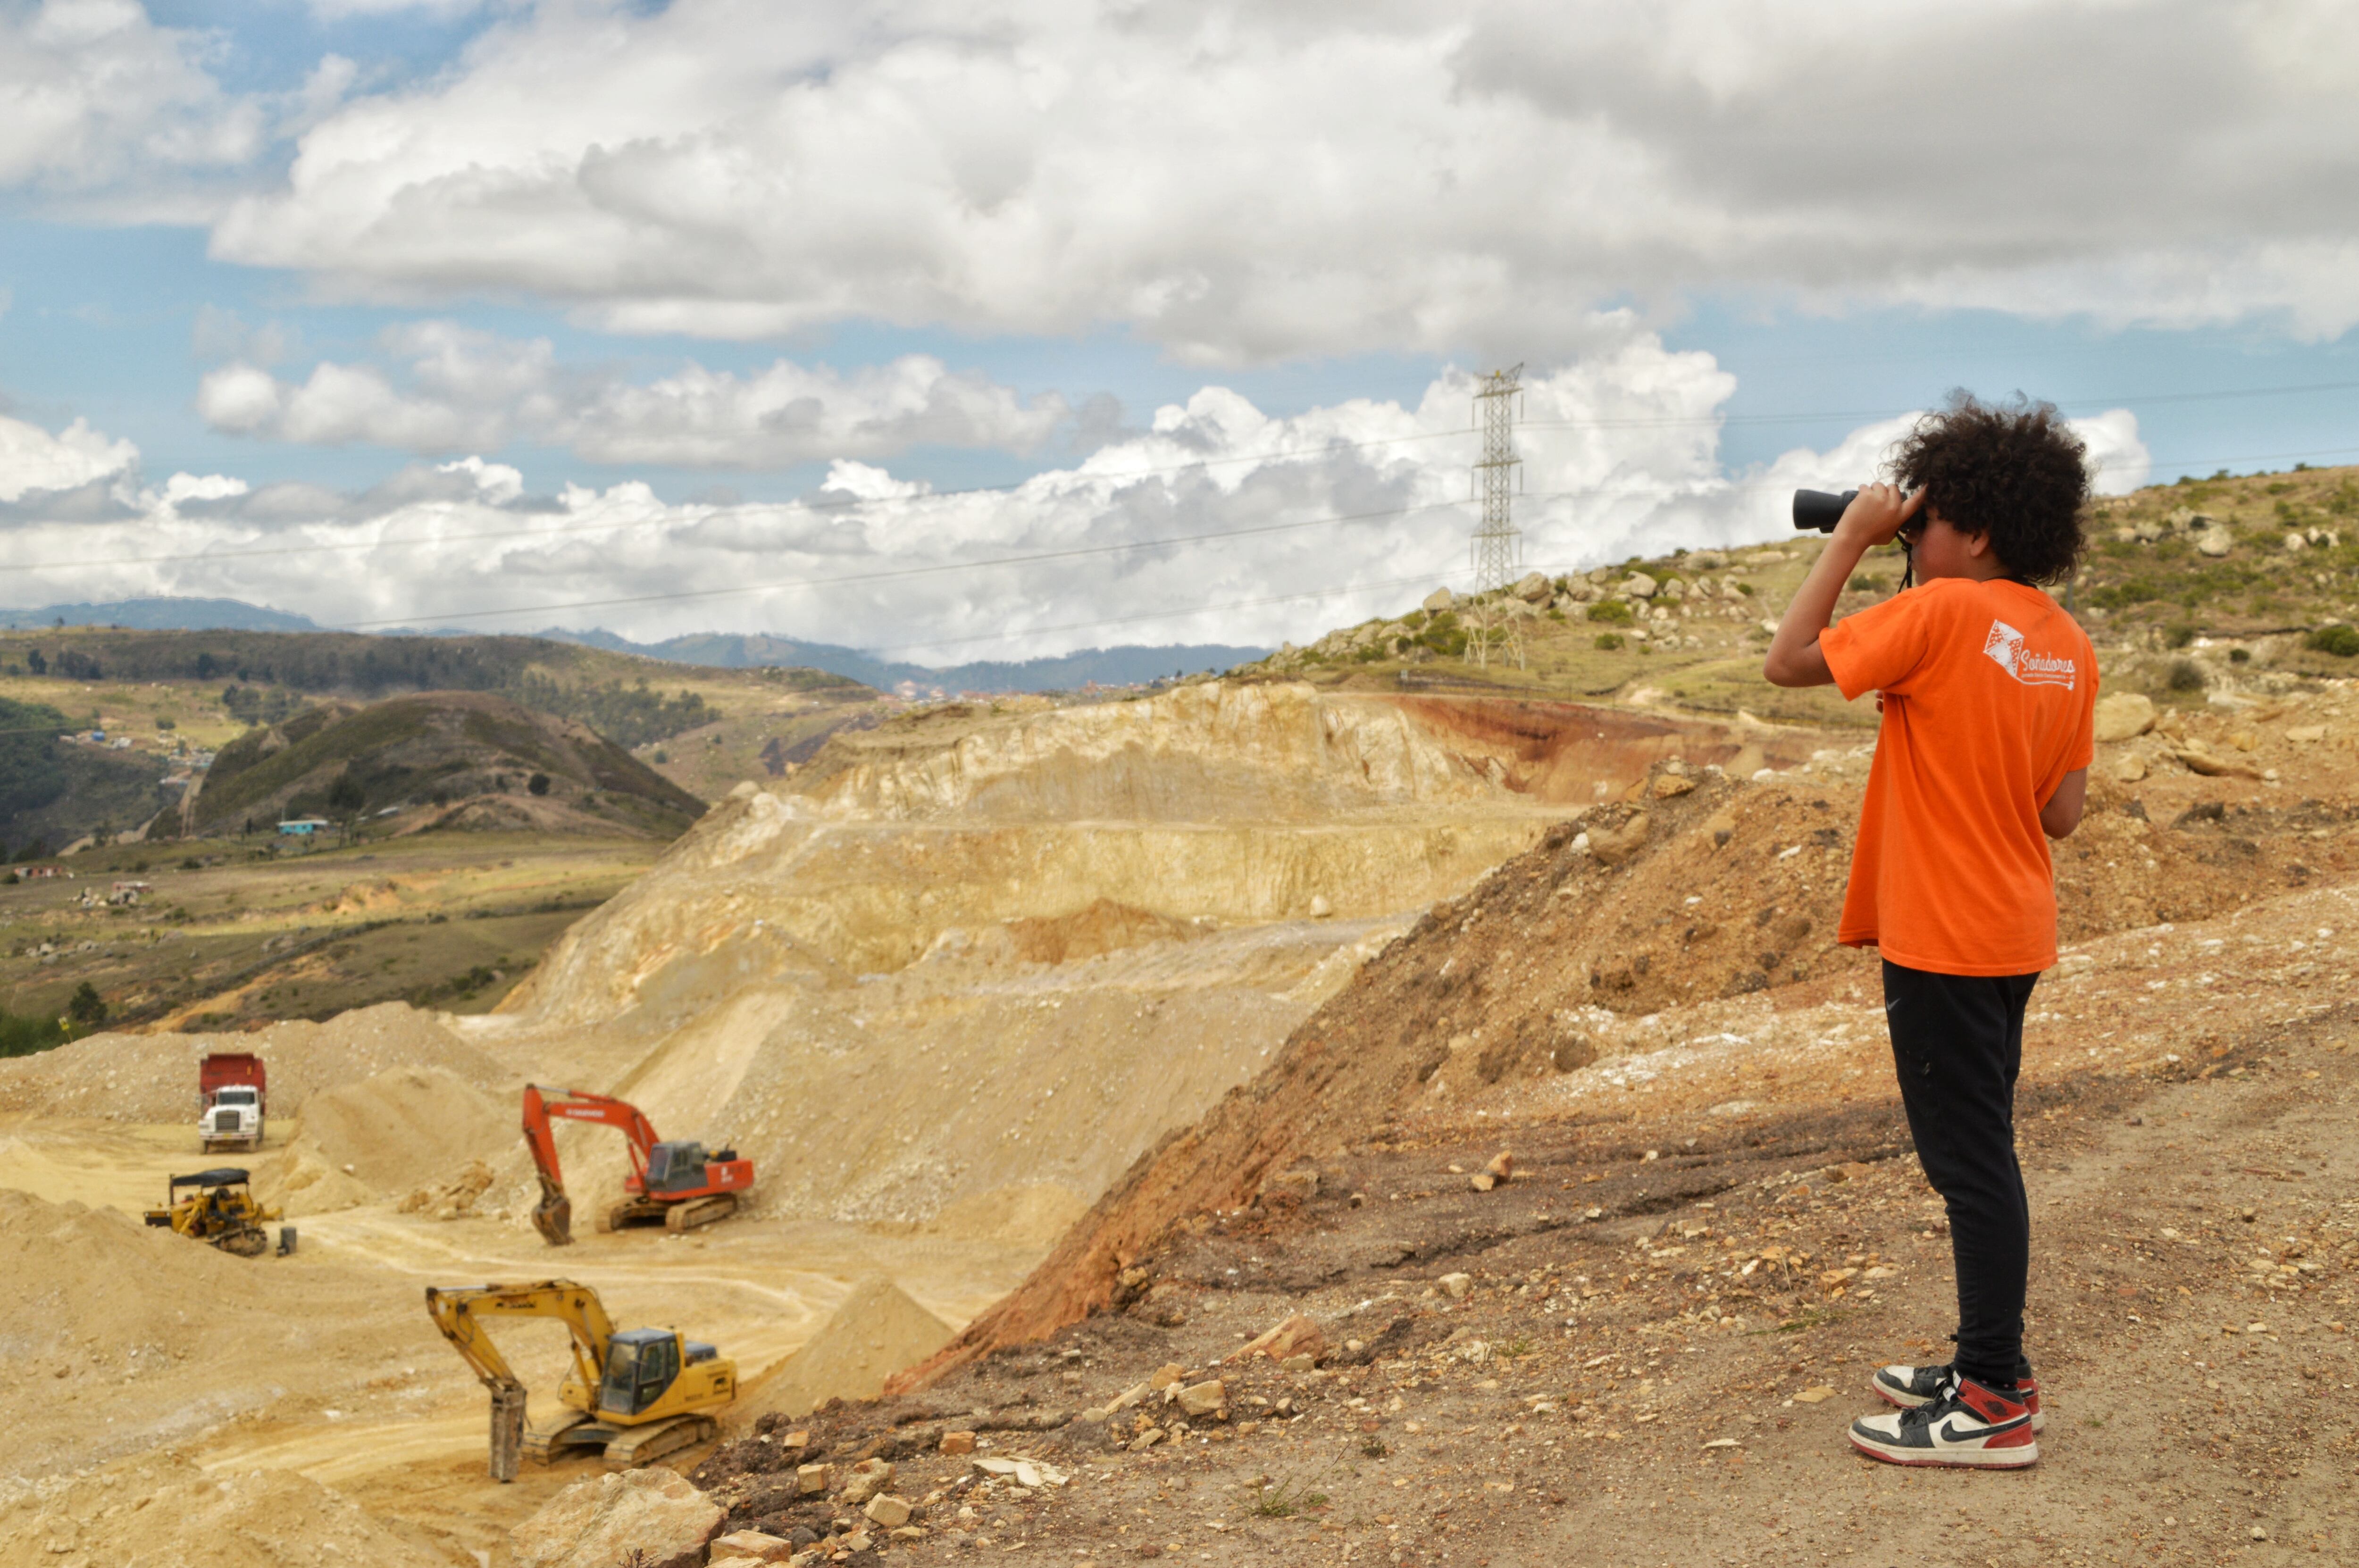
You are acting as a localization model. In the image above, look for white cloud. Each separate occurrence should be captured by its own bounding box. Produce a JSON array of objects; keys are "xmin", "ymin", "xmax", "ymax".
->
[
  {"xmin": 0, "ymin": 0, "xmax": 261, "ymax": 191},
  {"xmin": 0, "ymin": 328, "xmax": 2156, "ymax": 658},
  {"xmin": 0, "ymin": 412, "xmax": 138, "ymax": 502},
  {"xmin": 197, "ymin": 323, "xmax": 1071, "ymax": 464},
  {"xmin": 198, "ymin": 0, "xmax": 2359, "ymax": 358},
  {"xmin": 306, "ymin": 1, "xmax": 487, "ymax": 17}
]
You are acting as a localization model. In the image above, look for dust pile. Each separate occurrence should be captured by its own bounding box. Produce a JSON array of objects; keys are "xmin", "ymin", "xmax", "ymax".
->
[
  {"xmin": 732, "ymin": 1277, "xmax": 956, "ymax": 1428},
  {"xmin": 0, "ymin": 1191, "xmax": 393, "ymax": 1480},
  {"xmin": 257, "ymin": 1066, "xmax": 512, "ymax": 1216},
  {"xmin": 0, "ymin": 1003, "xmax": 502, "ymax": 1123},
  {"xmin": 0, "ymin": 1451, "xmax": 447, "ymax": 1568}
]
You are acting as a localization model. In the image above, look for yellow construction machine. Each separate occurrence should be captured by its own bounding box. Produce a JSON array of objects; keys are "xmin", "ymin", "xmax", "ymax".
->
[
  {"xmin": 424, "ymin": 1279, "xmax": 736, "ymax": 1481},
  {"xmin": 142, "ymin": 1168, "xmax": 294, "ymax": 1258}
]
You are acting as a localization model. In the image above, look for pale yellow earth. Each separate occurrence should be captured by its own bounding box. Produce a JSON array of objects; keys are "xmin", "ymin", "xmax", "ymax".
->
[{"xmin": 0, "ymin": 676, "xmax": 1835, "ymax": 1566}]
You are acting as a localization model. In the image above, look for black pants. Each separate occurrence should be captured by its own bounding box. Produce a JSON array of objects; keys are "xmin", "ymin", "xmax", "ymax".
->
[{"xmin": 1882, "ymin": 959, "xmax": 2038, "ymax": 1389}]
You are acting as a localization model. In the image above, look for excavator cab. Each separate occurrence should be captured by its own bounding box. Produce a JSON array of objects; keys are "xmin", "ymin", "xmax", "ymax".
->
[{"xmin": 644, "ymin": 1141, "xmax": 710, "ymax": 1193}]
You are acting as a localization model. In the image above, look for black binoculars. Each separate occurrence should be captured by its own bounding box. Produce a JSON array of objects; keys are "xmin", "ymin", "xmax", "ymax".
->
[{"xmin": 1791, "ymin": 489, "xmax": 1856, "ymax": 533}]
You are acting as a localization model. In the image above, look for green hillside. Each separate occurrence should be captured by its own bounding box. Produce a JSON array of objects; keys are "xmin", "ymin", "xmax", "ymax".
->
[{"xmin": 191, "ymin": 690, "xmax": 707, "ymax": 839}]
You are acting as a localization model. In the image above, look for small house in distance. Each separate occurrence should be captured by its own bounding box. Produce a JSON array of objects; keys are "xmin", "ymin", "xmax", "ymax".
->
[{"xmin": 276, "ymin": 817, "xmax": 331, "ymax": 837}]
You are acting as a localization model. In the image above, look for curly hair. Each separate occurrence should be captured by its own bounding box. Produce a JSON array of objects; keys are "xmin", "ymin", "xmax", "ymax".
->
[{"xmin": 1889, "ymin": 393, "xmax": 2090, "ymax": 585}]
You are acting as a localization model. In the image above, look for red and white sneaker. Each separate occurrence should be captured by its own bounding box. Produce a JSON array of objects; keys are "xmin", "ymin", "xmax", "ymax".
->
[
  {"xmin": 1873, "ymin": 1359, "xmax": 2044, "ymax": 1433},
  {"xmin": 1849, "ymin": 1372, "xmax": 2040, "ymax": 1469}
]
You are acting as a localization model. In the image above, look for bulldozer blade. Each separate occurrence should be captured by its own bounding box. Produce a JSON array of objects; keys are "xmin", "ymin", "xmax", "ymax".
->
[{"xmin": 531, "ymin": 1188, "xmax": 574, "ymax": 1247}]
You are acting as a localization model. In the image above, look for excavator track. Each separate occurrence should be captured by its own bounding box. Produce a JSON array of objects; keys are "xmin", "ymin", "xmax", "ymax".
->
[
  {"xmin": 601, "ymin": 1413, "xmax": 717, "ymax": 1470},
  {"xmin": 663, "ymin": 1193, "xmax": 738, "ymax": 1232},
  {"xmin": 522, "ymin": 1410, "xmax": 607, "ymax": 1465}
]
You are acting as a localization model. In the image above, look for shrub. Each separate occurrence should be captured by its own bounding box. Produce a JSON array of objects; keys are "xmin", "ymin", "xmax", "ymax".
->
[
  {"xmin": 2166, "ymin": 659, "xmax": 2206, "ymax": 692},
  {"xmin": 0, "ymin": 1008, "xmax": 66, "ymax": 1058},
  {"xmin": 66, "ymin": 982, "xmax": 107, "ymax": 1031},
  {"xmin": 2229, "ymin": 647, "xmax": 2251, "ymax": 664},
  {"xmin": 1586, "ymin": 600, "xmax": 1634, "ymax": 625},
  {"xmin": 527, "ymin": 772, "xmax": 552, "ymax": 795},
  {"xmin": 2163, "ymin": 624, "xmax": 2196, "ymax": 650},
  {"xmin": 1594, "ymin": 633, "xmax": 1625, "ymax": 651},
  {"xmin": 2306, "ymin": 625, "xmax": 2359, "ymax": 658}
]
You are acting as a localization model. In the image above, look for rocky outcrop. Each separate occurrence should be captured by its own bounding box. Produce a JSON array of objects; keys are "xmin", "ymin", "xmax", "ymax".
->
[{"xmin": 510, "ymin": 1468, "xmax": 723, "ymax": 1568}]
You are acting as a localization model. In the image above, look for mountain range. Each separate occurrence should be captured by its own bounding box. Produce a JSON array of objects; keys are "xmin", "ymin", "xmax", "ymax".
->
[{"xmin": 0, "ymin": 598, "xmax": 1265, "ymax": 693}]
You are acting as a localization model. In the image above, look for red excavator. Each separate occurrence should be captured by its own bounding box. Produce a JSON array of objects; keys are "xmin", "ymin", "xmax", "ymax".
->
[{"xmin": 522, "ymin": 1085, "xmax": 754, "ymax": 1246}]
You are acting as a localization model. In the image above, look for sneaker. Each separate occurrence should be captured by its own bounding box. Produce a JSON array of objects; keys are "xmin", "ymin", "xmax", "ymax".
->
[
  {"xmin": 1849, "ymin": 1372, "xmax": 2040, "ymax": 1469},
  {"xmin": 1873, "ymin": 1359, "xmax": 2043, "ymax": 1432}
]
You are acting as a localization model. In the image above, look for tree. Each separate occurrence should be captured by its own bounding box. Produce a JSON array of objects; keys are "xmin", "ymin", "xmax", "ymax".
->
[
  {"xmin": 326, "ymin": 771, "xmax": 367, "ymax": 815},
  {"xmin": 66, "ymin": 983, "xmax": 107, "ymax": 1033},
  {"xmin": 24, "ymin": 649, "xmax": 43, "ymax": 676},
  {"xmin": 527, "ymin": 772, "xmax": 551, "ymax": 796}
]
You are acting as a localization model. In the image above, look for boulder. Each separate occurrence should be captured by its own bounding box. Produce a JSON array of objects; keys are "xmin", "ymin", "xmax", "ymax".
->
[
  {"xmin": 1621, "ymin": 572, "xmax": 1660, "ymax": 600},
  {"xmin": 863, "ymin": 1494, "xmax": 914, "ymax": 1529},
  {"xmin": 710, "ymin": 1531, "xmax": 797, "ymax": 1563},
  {"xmin": 510, "ymin": 1468, "xmax": 722, "ymax": 1568},
  {"xmin": 2091, "ymin": 692, "xmax": 2157, "ymax": 743},
  {"xmin": 1512, "ymin": 571, "xmax": 1553, "ymax": 603},
  {"xmin": 1228, "ymin": 1312, "xmax": 1325, "ymax": 1365},
  {"xmin": 1586, "ymin": 811, "xmax": 1652, "ymax": 867},
  {"xmin": 839, "ymin": 1458, "xmax": 895, "ymax": 1506},
  {"xmin": 1175, "ymin": 1379, "xmax": 1228, "ymax": 1417},
  {"xmin": 2196, "ymin": 531, "xmax": 2233, "ymax": 558},
  {"xmin": 1423, "ymin": 587, "xmax": 1456, "ymax": 613}
]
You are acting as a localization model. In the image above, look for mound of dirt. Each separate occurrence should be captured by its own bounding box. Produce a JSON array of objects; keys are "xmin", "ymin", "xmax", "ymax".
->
[
  {"xmin": 0, "ymin": 1450, "xmax": 447, "ymax": 1568},
  {"xmin": 0, "ymin": 1002, "xmax": 504, "ymax": 1123},
  {"xmin": 731, "ymin": 1277, "xmax": 955, "ymax": 1430},
  {"xmin": 0, "ymin": 1189, "xmax": 270, "ymax": 1348},
  {"xmin": 256, "ymin": 1066, "xmax": 511, "ymax": 1216}
]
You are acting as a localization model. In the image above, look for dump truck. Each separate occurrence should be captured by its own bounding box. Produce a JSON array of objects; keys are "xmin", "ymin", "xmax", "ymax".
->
[
  {"xmin": 143, "ymin": 1168, "xmax": 295, "ymax": 1258},
  {"xmin": 520, "ymin": 1084, "xmax": 753, "ymax": 1245},
  {"xmin": 425, "ymin": 1279, "xmax": 736, "ymax": 1480},
  {"xmin": 199, "ymin": 1052, "xmax": 267, "ymax": 1152}
]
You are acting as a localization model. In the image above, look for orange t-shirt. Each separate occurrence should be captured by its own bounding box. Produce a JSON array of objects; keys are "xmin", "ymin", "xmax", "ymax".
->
[{"xmin": 1818, "ymin": 576, "xmax": 2097, "ymax": 976}]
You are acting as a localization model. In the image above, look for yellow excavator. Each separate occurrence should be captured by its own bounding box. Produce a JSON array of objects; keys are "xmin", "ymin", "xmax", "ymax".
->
[{"xmin": 424, "ymin": 1279, "xmax": 736, "ymax": 1482}]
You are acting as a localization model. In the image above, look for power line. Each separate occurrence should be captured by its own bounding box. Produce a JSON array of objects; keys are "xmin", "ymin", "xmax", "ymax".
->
[
  {"xmin": 12, "ymin": 374, "xmax": 2359, "ymax": 575},
  {"xmin": 5, "ymin": 432, "xmax": 2343, "ymax": 636}
]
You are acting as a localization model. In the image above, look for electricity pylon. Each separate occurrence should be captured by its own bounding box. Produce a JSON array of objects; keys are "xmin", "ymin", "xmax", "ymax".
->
[{"xmin": 1467, "ymin": 365, "xmax": 1526, "ymax": 670}]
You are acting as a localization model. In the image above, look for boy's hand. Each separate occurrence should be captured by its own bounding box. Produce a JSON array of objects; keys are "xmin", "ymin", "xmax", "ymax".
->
[{"xmin": 1834, "ymin": 482, "xmax": 1925, "ymax": 549}]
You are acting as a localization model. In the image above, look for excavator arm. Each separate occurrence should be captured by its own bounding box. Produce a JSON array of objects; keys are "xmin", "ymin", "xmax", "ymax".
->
[
  {"xmin": 521, "ymin": 1084, "xmax": 661, "ymax": 1246},
  {"xmin": 424, "ymin": 1280, "xmax": 618, "ymax": 1481}
]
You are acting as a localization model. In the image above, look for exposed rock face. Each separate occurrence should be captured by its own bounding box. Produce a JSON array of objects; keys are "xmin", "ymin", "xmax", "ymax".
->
[
  {"xmin": 510, "ymin": 1468, "xmax": 723, "ymax": 1568},
  {"xmin": 467, "ymin": 683, "xmax": 1837, "ymax": 1254}
]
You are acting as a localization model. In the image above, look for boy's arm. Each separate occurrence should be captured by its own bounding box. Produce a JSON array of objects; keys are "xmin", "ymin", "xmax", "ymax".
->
[
  {"xmin": 2039, "ymin": 768, "xmax": 2087, "ymax": 839},
  {"xmin": 1763, "ymin": 483, "xmax": 1924, "ymax": 688}
]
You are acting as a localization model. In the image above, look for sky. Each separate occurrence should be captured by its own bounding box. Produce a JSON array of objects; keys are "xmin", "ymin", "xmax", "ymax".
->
[{"xmin": 1, "ymin": 0, "xmax": 2356, "ymax": 663}]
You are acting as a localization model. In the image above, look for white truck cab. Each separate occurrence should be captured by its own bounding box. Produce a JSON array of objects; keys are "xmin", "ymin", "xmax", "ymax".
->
[{"xmin": 202, "ymin": 1086, "xmax": 264, "ymax": 1152}]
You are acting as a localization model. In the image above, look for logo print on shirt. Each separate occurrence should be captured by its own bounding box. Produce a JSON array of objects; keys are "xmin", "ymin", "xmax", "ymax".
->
[{"xmin": 1982, "ymin": 620, "xmax": 2076, "ymax": 690}]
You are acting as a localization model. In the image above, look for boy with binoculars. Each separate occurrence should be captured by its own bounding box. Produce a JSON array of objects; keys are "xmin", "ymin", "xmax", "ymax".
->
[{"xmin": 1764, "ymin": 394, "xmax": 2098, "ymax": 1468}]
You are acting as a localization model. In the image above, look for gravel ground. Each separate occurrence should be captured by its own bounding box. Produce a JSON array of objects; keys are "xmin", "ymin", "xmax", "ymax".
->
[{"xmin": 696, "ymin": 962, "xmax": 2359, "ymax": 1567}]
